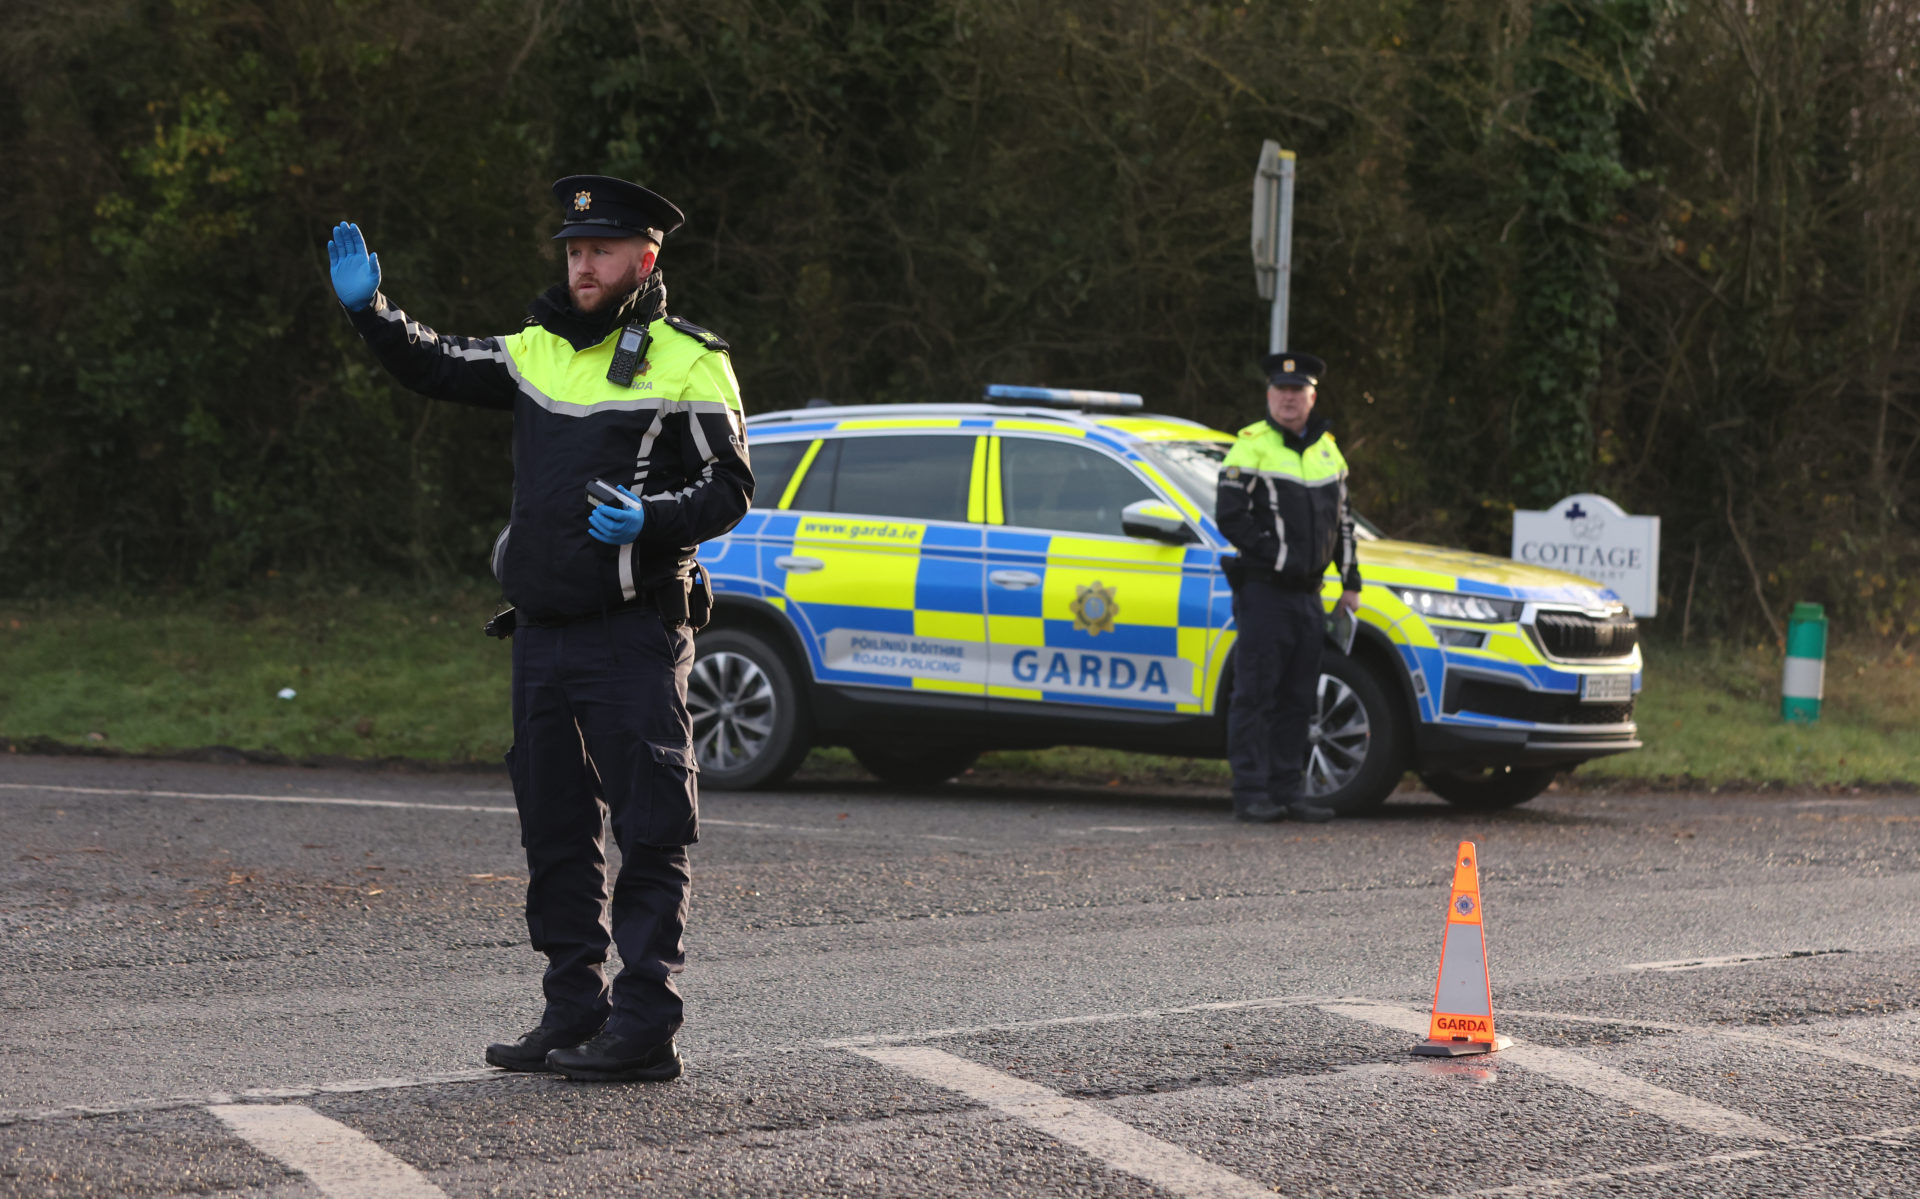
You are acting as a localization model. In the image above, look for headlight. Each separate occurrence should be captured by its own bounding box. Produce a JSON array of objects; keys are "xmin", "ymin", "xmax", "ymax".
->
[{"xmin": 1395, "ymin": 588, "xmax": 1523, "ymax": 623}]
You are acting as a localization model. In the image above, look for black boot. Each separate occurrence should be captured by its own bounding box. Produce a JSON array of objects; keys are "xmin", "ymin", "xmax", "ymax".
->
[
  {"xmin": 1234, "ymin": 798, "xmax": 1288, "ymax": 823},
  {"xmin": 1282, "ymin": 797, "xmax": 1336, "ymax": 823},
  {"xmin": 547, "ymin": 1029, "xmax": 683, "ymax": 1083},
  {"xmin": 484, "ymin": 1020, "xmax": 604, "ymax": 1073}
]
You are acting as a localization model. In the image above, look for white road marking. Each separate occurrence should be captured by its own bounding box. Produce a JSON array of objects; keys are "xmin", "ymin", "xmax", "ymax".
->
[
  {"xmin": 1, "ymin": 1069, "xmax": 506, "ymax": 1125},
  {"xmin": 0, "ymin": 782, "xmax": 974, "ymax": 842},
  {"xmin": 1436, "ymin": 1123, "xmax": 1920, "ymax": 1197},
  {"xmin": 1057, "ymin": 823, "xmax": 1219, "ymax": 836},
  {"xmin": 1320, "ymin": 1002, "xmax": 1793, "ymax": 1141},
  {"xmin": 15, "ymin": 990, "xmax": 1908, "ymax": 1133},
  {"xmin": 1624, "ymin": 948, "xmax": 1847, "ymax": 971},
  {"xmin": 208, "ymin": 1103, "xmax": 446, "ymax": 1198},
  {"xmin": 1501, "ymin": 1008, "xmax": 1920, "ymax": 1081},
  {"xmin": 851, "ymin": 1045, "xmax": 1275, "ymax": 1199},
  {"xmin": 822, "ymin": 992, "xmax": 1333, "ymax": 1049},
  {"xmin": 0, "ymin": 782, "xmax": 515, "ymax": 814}
]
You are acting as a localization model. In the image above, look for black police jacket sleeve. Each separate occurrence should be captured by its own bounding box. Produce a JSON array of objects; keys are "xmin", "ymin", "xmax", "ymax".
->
[
  {"xmin": 344, "ymin": 293, "xmax": 516, "ymax": 411},
  {"xmin": 1215, "ymin": 470, "xmax": 1280, "ymax": 566},
  {"xmin": 636, "ymin": 354, "xmax": 754, "ymax": 546}
]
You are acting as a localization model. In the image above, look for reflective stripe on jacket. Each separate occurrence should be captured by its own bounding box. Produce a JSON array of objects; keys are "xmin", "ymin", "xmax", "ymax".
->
[{"xmin": 1215, "ymin": 416, "xmax": 1361, "ymax": 592}]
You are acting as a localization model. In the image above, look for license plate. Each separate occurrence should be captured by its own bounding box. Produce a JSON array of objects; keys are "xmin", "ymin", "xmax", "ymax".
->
[{"xmin": 1580, "ymin": 673, "xmax": 1632, "ymax": 703}]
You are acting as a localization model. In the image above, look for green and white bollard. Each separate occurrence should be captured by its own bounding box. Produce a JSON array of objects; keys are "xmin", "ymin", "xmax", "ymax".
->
[{"xmin": 1781, "ymin": 602, "xmax": 1827, "ymax": 723}]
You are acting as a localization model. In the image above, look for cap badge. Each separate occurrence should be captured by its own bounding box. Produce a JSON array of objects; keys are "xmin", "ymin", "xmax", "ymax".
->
[
  {"xmin": 1283, "ymin": 358, "xmax": 1295, "ymax": 373},
  {"xmin": 1069, "ymin": 581, "xmax": 1120, "ymax": 636},
  {"xmin": 574, "ymin": 191, "xmax": 592, "ymax": 212}
]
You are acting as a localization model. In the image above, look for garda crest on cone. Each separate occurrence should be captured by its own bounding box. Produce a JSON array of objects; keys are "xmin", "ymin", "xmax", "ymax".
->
[{"xmin": 1412, "ymin": 841, "xmax": 1511, "ymax": 1056}]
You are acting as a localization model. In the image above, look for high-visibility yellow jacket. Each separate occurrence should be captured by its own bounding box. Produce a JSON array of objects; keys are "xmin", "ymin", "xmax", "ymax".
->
[
  {"xmin": 348, "ymin": 278, "xmax": 753, "ymax": 622},
  {"xmin": 1215, "ymin": 415, "xmax": 1361, "ymax": 592}
]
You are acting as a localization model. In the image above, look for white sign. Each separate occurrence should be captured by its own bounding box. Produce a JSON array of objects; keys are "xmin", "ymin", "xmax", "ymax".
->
[
  {"xmin": 820, "ymin": 629, "xmax": 1196, "ymax": 704},
  {"xmin": 1511, "ymin": 493, "xmax": 1661, "ymax": 617}
]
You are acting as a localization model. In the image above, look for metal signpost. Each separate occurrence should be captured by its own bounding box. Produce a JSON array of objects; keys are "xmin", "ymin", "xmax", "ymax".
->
[{"xmin": 1251, "ymin": 140, "xmax": 1296, "ymax": 353}]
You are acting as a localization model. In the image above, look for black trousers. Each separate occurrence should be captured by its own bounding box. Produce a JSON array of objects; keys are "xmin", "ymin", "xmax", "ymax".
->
[
  {"xmin": 506, "ymin": 607, "xmax": 699, "ymax": 1043},
  {"xmin": 1226, "ymin": 579, "xmax": 1324, "ymax": 810}
]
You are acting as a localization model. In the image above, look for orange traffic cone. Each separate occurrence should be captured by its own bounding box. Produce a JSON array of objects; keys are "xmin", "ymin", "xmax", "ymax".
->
[{"xmin": 1411, "ymin": 840, "xmax": 1511, "ymax": 1056}]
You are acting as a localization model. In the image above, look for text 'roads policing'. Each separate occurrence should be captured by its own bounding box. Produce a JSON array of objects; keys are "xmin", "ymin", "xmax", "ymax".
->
[{"xmin": 823, "ymin": 630, "xmax": 1197, "ymax": 703}]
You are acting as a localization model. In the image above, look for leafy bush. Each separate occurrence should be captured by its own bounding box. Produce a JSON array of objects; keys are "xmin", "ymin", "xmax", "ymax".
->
[{"xmin": 1, "ymin": 0, "xmax": 1913, "ymax": 645}]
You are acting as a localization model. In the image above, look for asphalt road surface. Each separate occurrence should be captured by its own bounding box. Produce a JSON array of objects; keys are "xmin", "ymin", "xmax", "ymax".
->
[{"xmin": 4, "ymin": 754, "xmax": 1919, "ymax": 1198}]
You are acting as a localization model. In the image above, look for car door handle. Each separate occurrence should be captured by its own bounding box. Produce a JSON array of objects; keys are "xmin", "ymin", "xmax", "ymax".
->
[
  {"xmin": 990, "ymin": 570, "xmax": 1042, "ymax": 589},
  {"xmin": 776, "ymin": 556, "xmax": 824, "ymax": 573}
]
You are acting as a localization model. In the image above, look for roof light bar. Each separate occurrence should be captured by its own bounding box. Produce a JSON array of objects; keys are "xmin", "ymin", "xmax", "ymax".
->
[{"xmin": 982, "ymin": 384, "xmax": 1144, "ymax": 411}]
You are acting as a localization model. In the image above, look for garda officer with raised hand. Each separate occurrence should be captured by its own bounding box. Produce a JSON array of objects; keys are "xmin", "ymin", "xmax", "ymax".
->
[
  {"xmin": 1216, "ymin": 352, "xmax": 1361, "ymax": 824},
  {"xmin": 326, "ymin": 176, "xmax": 753, "ymax": 1082}
]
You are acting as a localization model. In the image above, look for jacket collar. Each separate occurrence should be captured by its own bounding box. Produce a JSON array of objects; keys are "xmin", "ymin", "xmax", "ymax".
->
[
  {"xmin": 1267, "ymin": 414, "xmax": 1331, "ymax": 453},
  {"xmin": 526, "ymin": 269, "xmax": 669, "ymax": 351}
]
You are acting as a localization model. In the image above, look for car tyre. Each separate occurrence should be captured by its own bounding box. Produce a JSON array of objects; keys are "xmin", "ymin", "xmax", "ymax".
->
[
  {"xmin": 688, "ymin": 627, "xmax": 812, "ymax": 790},
  {"xmin": 848, "ymin": 742, "xmax": 981, "ymax": 789},
  {"xmin": 1303, "ymin": 652, "xmax": 1408, "ymax": 816},
  {"xmin": 1420, "ymin": 765, "xmax": 1557, "ymax": 810}
]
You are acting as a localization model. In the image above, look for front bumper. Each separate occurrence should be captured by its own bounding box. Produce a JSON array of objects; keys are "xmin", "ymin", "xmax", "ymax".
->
[{"xmin": 1413, "ymin": 720, "xmax": 1641, "ymax": 770}]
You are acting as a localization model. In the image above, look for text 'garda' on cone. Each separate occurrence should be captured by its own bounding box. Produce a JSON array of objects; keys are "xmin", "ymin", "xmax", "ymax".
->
[{"xmin": 1411, "ymin": 840, "xmax": 1510, "ymax": 1056}]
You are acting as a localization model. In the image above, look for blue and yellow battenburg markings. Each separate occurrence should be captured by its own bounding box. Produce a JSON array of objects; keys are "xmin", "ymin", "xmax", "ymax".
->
[{"xmin": 709, "ymin": 410, "xmax": 1641, "ymax": 721}]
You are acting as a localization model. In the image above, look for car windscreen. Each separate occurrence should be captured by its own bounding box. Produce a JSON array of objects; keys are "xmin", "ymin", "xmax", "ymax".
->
[{"xmin": 1137, "ymin": 438, "xmax": 1381, "ymax": 539}]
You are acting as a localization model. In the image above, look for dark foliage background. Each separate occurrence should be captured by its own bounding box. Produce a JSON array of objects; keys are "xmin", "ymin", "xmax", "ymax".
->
[{"xmin": 2, "ymin": 0, "xmax": 1915, "ymax": 644}]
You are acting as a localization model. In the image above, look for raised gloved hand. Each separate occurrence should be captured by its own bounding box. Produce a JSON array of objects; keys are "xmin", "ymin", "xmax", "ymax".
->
[
  {"xmin": 588, "ymin": 486, "xmax": 647, "ymax": 545},
  {"xmin": 326, "ymin": 221, "xmax": 381, "ymax": 311}
]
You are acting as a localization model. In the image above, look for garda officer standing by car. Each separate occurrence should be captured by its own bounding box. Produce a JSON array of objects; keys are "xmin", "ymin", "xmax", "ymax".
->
[
  {"xmin": 325, "ymin": 176, "xmax": 753, "ymax": 1081},
  {"xmin": 1217, "ymin": 352, "xmax": 1361, "ymax": 823}
]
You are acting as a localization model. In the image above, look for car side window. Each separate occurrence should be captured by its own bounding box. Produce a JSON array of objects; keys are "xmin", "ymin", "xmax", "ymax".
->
[
  {"xmin": 999, "ymin": 437, "xmax": 1156, "ymax": 537},
  {"xmin": 790, "ymin": 435, "xmax": 975, "ymax": 523},
  {"xmin": 786, "ymin": 438, "xmax": 839, "ymax": 511},
  {"xmin": 746, "ymin": 439, "xmax": 808, "ymax": 509}
]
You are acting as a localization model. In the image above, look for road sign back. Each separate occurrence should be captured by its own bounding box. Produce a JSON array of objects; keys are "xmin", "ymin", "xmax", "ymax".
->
[{"xmin": 1413, "ymin": 841, "xmax": 1511, "ymax": 1056}]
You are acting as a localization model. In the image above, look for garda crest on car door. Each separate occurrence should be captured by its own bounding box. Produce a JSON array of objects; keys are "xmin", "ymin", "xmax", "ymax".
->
[{"xmin": 981, "ymin": 433, "xmax": 1212, "ymax": 713}]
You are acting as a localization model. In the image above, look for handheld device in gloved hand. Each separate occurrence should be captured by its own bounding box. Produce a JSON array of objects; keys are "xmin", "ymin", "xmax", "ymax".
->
[
  {"xmin": 586, "ymin": 479, "xmax": 640, "ymax": 510},
  {"xmin": 484, "ymin": 605, "xmax": 517, "ymax": 639},
  {"xmin": 586, "ymin": 479, "xmax": 646, "ymax": 545}
]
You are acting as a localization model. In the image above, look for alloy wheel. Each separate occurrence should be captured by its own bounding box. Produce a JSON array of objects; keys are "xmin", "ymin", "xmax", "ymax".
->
[
  {"xmin": 1304, "ymin": 672, "xmax": 1372, "ymax": 798},
  {"xmin": 688, "ymin": 651, "xmax": 777, "ymax": 773}
]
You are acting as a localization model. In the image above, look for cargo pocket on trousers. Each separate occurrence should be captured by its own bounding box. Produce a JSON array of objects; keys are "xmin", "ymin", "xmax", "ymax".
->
[
  {"xmin": 504, "ymin": 745, "xmax": 531, "ymax": 849},
  {"xmin": 644, "ymin": 739, "xmax": 700, "ymax": 846}
]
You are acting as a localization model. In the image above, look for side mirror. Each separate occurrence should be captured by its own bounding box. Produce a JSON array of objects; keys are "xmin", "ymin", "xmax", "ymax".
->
[{"xmin": 1121, "ymin": 499, "xmax": 1197, "ymax": 544}]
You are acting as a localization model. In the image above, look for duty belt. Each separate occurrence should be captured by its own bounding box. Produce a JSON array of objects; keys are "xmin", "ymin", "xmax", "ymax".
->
[
  {"xmin": 516, "ymin": 594, "xmax": 660, "ymax": 629},
  {"xmin": 1235, "ymin": 560, "xmax": 1326, "ymax": 593}
]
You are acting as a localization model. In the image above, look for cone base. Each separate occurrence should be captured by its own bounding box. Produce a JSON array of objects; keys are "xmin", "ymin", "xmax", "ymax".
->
[{"xmin": 1411, "ymin": 1035, "xmax": 1512, "ymax": 1057}]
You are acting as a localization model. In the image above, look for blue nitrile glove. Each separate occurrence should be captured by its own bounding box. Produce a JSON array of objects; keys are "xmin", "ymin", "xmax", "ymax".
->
[
  {"xmin": 588, "ymin": 487, "xmax": 647, "ymax": 545},
  {"xmin": 326, "ymin": 221, "xmax": 381, "ymax": 311}
]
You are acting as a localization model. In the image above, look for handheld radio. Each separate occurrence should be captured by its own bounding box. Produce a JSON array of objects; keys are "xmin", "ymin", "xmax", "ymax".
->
[{"xmin": 606, "ymin": 323, "xmax": 651, "ymax": 387}]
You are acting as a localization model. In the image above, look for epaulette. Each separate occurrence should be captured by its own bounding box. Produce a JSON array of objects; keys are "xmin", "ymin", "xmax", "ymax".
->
[
  {"xmin": 664, "ymin": 314, "xmax": 729, "ymax": 352},
  {"xmin": 1237, "ymin": 420, "xmax": 1270, "ymax": 438}
]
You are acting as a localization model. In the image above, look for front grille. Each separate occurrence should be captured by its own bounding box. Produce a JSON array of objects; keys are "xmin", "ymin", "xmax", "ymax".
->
[
  {"xmin": 1445, "ymin": 677, "xmax": 1634, "ymax": 726},
  {"xmin": 1531, "ymin": 609, "xmax": 1639, "ymax": 659}
]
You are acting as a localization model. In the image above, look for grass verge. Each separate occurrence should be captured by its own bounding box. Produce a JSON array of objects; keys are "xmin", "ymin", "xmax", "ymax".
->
[
  {"xmin": 1577, "ymin": 639, "xmax": 1917, "ymax": 789},
  {"xmin": 2, "ymin": 592, "xmax": 1913, "ymax": 788}
]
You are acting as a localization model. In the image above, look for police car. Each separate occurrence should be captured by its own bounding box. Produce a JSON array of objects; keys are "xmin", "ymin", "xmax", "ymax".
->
[{"xmin": 691, "ymin": 388, "xmax": 1642, "ymax": 813}]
